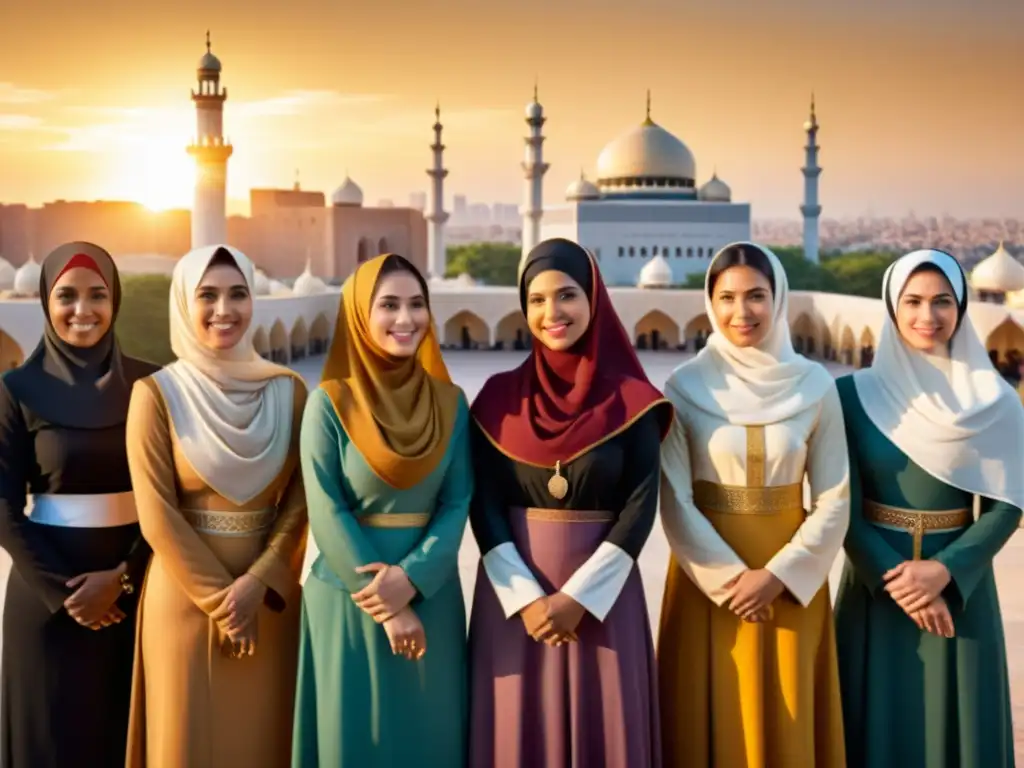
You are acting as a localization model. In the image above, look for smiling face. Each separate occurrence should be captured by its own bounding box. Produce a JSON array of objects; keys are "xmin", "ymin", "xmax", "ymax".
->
[
  {"xmin": 525, "ymin": 269, "xmax": 591, "ymax": 351},
  {"xmin": 709, "ymin": 264, "xmax": 774, "ymax": 348},
  {"xmin": 894, "ymin": 268, "xmax": 958, "ymax": 353},
  {"xmin": 47, "ymin": 267, "xmax": 114, "ymax": 348},
  {"xmin": 190, "ymin": 263, "xmax": 253, "ymax": 350},
  {"xmin": 367, "ymin": 271, "xmax": 430, "ymax": 357}
]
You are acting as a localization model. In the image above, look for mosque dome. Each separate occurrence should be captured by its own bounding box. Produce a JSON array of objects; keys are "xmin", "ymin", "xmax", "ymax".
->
[
  {"xmin": 596, "ymin": 97, "xmax": 696, "ymax": 196},
  {"xmin": 565, "ymin": 172, "xmax": 601, "ymax": 201},
  {"xmin": 13, "ymin": 257, "xmax": 40, "ymax": 296},
  {"xmin": 199, "ymin": 51, "xmax": 221, "ymax": 72},
  {"xmin": 268, "ymin": 279, "xmax": 289, "ymax": 296},
  {"xmin": 970, "ymin": 242, "xmax": 1024, "ymax": 294},
  {"xmin": 292, "ymin": 260, "xmax": 327, "ymax": 295},
  {"xmin": 698, "ymin": 173, "xmax": 732, "ymax": 202},
  {"xmin": 331, "ymin": 176, "xmax": 364, "ymax": 207},
  {"xmin": 526, "ymin": 100, "xmax": 543, "ymax": 119},
  {"xmin": 252, "ymin": 269, "xmax": 271, "ymax": 296},
  {"xmin": 0, "ymin": 257, "xmax": 16, "ymax": 290},
  {"xmin": 638, "ymin": 253, "xmax": 673, "ymax": 288}
]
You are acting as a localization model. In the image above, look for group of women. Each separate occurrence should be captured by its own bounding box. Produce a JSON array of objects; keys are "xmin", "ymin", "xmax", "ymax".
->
[{"xmin": 0, "ymin": 235, "xmax": 1017, "ymax": 768}]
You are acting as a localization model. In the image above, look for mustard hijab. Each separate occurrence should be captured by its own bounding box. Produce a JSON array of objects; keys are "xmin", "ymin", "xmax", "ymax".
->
[{"xmin": 320, "ymin": 254, "xmax": 461, "ymax": 489}]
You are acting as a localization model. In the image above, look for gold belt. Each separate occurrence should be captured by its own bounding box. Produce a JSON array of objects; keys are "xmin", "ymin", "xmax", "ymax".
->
[
  {"xmin": 692, "ymin": 480, "xmax": 804, "ymax": 516},
  {"xmin": 514, "ymin": 507, "xmax": 616, "ymax": 523},
  {"xmin": 182, "ymin": 508, "xmax": 275, "ymax": 536},
  {"xmin": 358, "ymin": 512, "xmax": 430, "ymax": 529},
  {"xmin": 863, "ymin": 499, "xmax": 971, "ymax": 560}
]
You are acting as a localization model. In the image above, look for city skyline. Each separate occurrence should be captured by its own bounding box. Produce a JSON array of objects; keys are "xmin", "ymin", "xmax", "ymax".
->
[{"xmin": 1, "ymin": 0, "xmax": 1022, "ymax": 219}]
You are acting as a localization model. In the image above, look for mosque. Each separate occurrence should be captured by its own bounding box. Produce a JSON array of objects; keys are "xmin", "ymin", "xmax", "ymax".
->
[{"xmin": 0, "ymin": 34, "xmax": 1021, "ymax": 378}]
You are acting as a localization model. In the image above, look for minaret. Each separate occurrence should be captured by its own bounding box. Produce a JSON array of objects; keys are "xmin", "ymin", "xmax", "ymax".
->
[
  {"xmin": 186, "ymin": 31, "xmax": 233, "ymax": 249},
  {"xmin": 520, "ymin": 81, "xmax": 549, "ymax": 266},
  {"xmin": 426, "ymin": 103, "xmax": 449, "ymax": 279},
  {"xmin": 801, "ymin": 93, "xmax": 822, "ymax": 263}
]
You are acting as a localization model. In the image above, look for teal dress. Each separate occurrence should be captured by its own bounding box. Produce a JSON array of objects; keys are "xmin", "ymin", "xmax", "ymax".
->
[
  {"xmin": 291, "ymin": 388, "xmax": 472, "ymax": 767},
  {"xmin": 834, "ymin": 375, "xmax": 1019, "ymax": 768}
]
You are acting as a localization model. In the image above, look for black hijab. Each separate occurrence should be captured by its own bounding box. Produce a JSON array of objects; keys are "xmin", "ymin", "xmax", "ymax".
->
[{"xmin": 4, "ymin": 242, "xmax": 137, "ymax": 429}]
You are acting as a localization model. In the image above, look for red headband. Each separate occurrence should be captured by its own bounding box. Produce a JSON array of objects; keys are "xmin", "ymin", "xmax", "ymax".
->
[{"xmin": 55, "ymin": 253, "xmax": 107, "ymax": 286}]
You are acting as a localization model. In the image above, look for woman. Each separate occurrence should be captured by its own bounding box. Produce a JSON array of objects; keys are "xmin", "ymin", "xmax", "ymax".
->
[
  {"xmin": 125, "ymin": 244, "xmax": 307, "ymax": 767},
  {"xmin": 834, "ymin": 249, "xmax": 1021, "ymax": 767},
  {"xmin": 468, "ymin": 238, "xmax": 672, "ymax": 768},
  {"xmin": 292, "ymin": 253, "xmax": 471, "ymax": 767},
  {"xmin": 0, "ymin": 242, "xmax": 158, "ymax": 768},
  {"xmin": 658, "ymin": 242, "xmax": 849, "ymax": 767}
]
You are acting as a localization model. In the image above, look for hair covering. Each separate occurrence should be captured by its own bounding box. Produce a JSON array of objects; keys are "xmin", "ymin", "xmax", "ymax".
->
[
  {"xmin": 472, "ymin": 238, "xmax": 671, "ymax": 466},
  {"xmin": 151, "ymin": 244, "xmax": 298, "ymax": 506},
  {"xmin": 320, "ymin": 253, "xmax": 461, "ymax": 490},
  {"xmin": 853, "ymin": 248, "xmax": 1024, "ymax": 509},
  {"xmin": 666, "ymin": 241, "xmax": 835, "ymax": 425},
  {"xmin": 3, "ymin": 241, "xmax": 149, "ymax": 428}
]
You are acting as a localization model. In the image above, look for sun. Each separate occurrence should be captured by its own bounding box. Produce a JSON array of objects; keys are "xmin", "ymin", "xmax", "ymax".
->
[{"xmin": 131, "ymin": 138, "xmax": 197, "ymax": 211}]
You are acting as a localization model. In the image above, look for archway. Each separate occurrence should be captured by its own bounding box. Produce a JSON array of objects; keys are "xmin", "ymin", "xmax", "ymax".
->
[
  {"xmin": 839, "ymin": 325, "xmax": 856, "ymax": 367},
  {"xmin": 252, "ymin": 327, "xmax": 271, "ymax": 360},
  {"xmin": 635, "ymin": 310, "xmax": 680, "ymax": 351},
  {"xmin": 858, "ymin": 327, "xmax": 876, "ymax": 368},
  {"xmin": 985, "ymin": 318, "xmax": 1024, "ymax": 374},
  {"xmin": 820, "ymin": 325, "xmax": 834, "ymax": 361},
  {"xmin": 442, "ymin": 311, "xmax": 489, "ymax": 349},
  {"xmin": 0, "ymin": 330, "xmax": 24, "ymax": 371},
  {"xmin": 309, "ymin": 312, "xmax": 332, "ymax": 355},
  {"xmin": 494, "ymin": 311, "xmax": 530, "ymax": 350},
  {"xmin": 791, "ymin": 313, "xmax": 818, "ymax": 357},
  {"xmin": 290, "ymin": 317, "xmax": 309, "ymax": 361},
  {"xmin": 378, "ymin": 237, "xmax": 389, "ymax": 255},
  {"xmin": 684, "ymin": 314, "xmax": 713, "ymax": 351},
  {"xmin": 357, "ymin": 238, "xmax": 371, "ymax": 263},
  {"xmin": 270, "ymin": 320, "xmax": 289, "ymax": 364}
]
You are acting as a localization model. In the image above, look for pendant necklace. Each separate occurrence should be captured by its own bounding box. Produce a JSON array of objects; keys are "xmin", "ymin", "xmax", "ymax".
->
[{"xmin": 547, "ymin": 460, "xmax": 568, "ymax": 500}]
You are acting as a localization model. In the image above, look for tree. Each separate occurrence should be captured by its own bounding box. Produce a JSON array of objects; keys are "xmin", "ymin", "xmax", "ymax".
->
[
  {"xmin": 117, "ymin": 274, "xmax": 174, "ymax": 364},
  {"xmin": 445, "ymin": 243, "xmax": 520, "ymax": 286}
]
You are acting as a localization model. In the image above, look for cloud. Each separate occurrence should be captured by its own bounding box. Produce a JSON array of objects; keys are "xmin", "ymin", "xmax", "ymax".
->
[
  {"xmin": 0, "ymin": 114, "xmax": 43, "ymax": 130},
  {"xmin": 232, "ymin": 90, "xmax": 391, "ymax": 119},
  {"xmin": 0, "ymin": 83, "xmax": 58, "ymax": 105}
]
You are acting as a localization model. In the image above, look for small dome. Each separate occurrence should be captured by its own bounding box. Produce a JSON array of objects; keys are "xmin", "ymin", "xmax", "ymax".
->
[
  {"xmin": 698, "ymin": 173, "xmax": 732, "ymax": 202},
  {"xmin": 596, "ymin": 111, "xmax": 696, "ymax": 194},
  {"xmin": 0, "ymin": 257, "xmax": 16, "ymax": 290},
  {"xmin": 199, "ymin": 51, "xmax": 221, "ymax": 72},
  {"xmin": 292, "ymin": 260, "xmax": 327, "ymax": 295},
  {"xmin": 565, "ymin": 172, "xmax": 601, "ymax": 201},
  {"xmin": 253, "ymin": 269, "xmax": 271, "ymax": 296},
  {"xmin": 638, "ymin": 254, "xmax": 673, "ymax": 288},
  {"xmin": 331, "ymin": 176, "xmax": 363, "ymax": 207},
  {"xmin": 526, "ymin": 100, "xmax": 543, "ymax": 119},
  {"xmin": 13, "ymin": 257, "xmax": 40, "ymax": 296},
  {"xmin": 970, "ymin": 242, "xmax": 1024, "ymax": 293},
  {"xmin": 268, "ymin": 279, "xmax": 289, "ymax": 296}
]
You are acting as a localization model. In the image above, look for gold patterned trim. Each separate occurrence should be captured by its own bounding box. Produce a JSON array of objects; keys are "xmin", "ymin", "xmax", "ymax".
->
[
  {"xmin": 745, "ymin": 425, "xmax": 766, "ymax": 488},
  {"xmin": 358, "ymin": 513, "xmax": 431, "ymax": 529},
  {"xmin": 693, "ymin": 480, "xmax": 804, "ymax": 516},
  {"xmin": 182, "ymin": 508, "xmax": 275, "ymax": 536},
  {"xmin": 515, "ymin": 506, "xmax": 616, "ymax": 523},
  {"xmin": 863, "ymin": 500, "xmax": 971, "ymax": 560}
]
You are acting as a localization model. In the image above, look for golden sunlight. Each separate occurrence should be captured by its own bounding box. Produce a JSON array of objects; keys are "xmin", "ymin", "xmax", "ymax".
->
[{"xmin": 133, "ymin": 136, "xmax": 195, "ymax": 211}]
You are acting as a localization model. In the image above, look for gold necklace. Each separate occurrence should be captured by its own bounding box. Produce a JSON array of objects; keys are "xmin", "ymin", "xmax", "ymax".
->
[{"xmin": 547, "ymin": 460, "xmax": 568, "ymax": 500}]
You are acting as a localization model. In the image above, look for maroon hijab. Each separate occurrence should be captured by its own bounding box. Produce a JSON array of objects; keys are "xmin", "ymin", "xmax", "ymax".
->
[{"xmin": 472, "ymin": 238, "xmax": 671, "ymax": 467}]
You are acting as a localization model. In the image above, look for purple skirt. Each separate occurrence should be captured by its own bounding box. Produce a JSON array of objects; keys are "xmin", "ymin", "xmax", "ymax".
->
[{"xmin": 468, "ymin": 507, "xmax": 661, "ymax": 768}]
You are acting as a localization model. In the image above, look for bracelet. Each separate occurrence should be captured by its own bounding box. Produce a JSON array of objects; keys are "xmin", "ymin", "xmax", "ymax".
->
[{"xmin": 119, "ymin": 571, "xmax": 135, "ymax": 595}]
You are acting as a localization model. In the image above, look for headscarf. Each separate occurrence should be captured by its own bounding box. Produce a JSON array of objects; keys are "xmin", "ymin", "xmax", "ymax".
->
[
  {"xmin": 152, "ymin": 245, "xmax": 298, "ymax": 505},
  {"xmin": 666, "ymin": 241, "xmax": 835, "ymax": 425},
  {"xmin": 4, "ymin": 241, "xmax": 139, "ymax": 428},
  {"xmin": 320, "ymin": 253, "xmax": 461, "ymax": 490},
  {"xmin": 854, "ymin": 248, "xmax": 1024, "ymax": 509},
  {"xmin": 472, "ymin": 238, "xmax": 671, "ymax": 467}
]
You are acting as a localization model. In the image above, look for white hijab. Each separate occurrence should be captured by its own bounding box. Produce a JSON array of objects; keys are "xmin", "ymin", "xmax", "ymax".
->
[
  {"xmin": 667, "ymin": 242, "xmax": 835, "ymax": 424},
  {"xmin": 154, "ymin": 244, "xmax": 297, "ymax": 506},
  {"xmin": 854, "ymin": 249, "xmax": 1024, "ymax": 509}
]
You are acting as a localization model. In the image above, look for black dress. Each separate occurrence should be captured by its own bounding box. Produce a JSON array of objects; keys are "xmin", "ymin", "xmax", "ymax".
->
[{"xmin": 0, "ymin": 355, "xmax": 158, "ymax": 768}]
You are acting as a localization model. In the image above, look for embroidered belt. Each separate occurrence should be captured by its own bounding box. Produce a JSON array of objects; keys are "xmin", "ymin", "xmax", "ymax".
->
[
  {"xmin": 863, "ymin": 500, "xmax": 971, "ymax": 560},
  {"xmin": 513, "ymin": 507, "xmax": 616, "ymax": 523},
  {"xmin": 692, "ymin": 480, "xmax": 804, "ymax": 516},
  {"xmin": 182, "ymin": 508, "xmax": 275, "ymax": 536},
  {"xmin": 28, "ymin": 492, "xmax": 138, "ymax": 528},
  {"xmin": 358, "ymin": 513, "xmax": 430, "ymax": 529}
]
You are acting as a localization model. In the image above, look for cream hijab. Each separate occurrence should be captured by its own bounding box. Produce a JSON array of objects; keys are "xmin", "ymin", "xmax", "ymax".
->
[
  {"xmin": 854, "ymin": 249, "xmax": 1024, "ymax": 509},
  {"xmin": 153, "ymin": 245, "xmax": 298, "ymax": 506},
  {"xmin": 667, "ymin": 242, "xmax": 834, "ymax": 424}
]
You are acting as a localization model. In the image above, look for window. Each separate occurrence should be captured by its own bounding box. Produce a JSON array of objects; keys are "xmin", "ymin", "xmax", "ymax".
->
[
  {"xmin": 687, "ymin": 247, "xmax": 693, "ymax": 258},
  {"xmin": 675, "ymin": 247, "xmax": 682, "ymax": 257},
  {"xmin": 640, "ymin": 247, "xmax": 647, "ymax": 257},
  {"xmin": 629, "ymin": 247, "xmax": 635, "ymax": 257},
  {"xmin": 697, "ymin": 247, "xmax": 704, "ymax": 258},
  {"xmin": 618, "ymin": 246, "xmax": 624, "ymax": 257},
  {"xmin": 653, "ymin": 246, "xmax": 659, "ymax": 255}
]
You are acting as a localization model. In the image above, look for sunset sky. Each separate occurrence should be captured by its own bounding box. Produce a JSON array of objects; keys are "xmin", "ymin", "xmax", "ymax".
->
[{"xmin": 1, "ymin": 0, "xmax": 1021, "ymax": 218}]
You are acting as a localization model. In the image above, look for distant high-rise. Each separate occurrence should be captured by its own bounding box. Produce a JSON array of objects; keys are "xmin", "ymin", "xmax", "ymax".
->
[
  {"xmin": 520, "ymin": 82, "xmax": 549, "ymax": 267},
  {"xmin": 801, "ymin": 94, "xmax": 822, "ymax": 263},
  {"xmin": 186, "ymin": 32, "xmax": 233, "ymax": 249},
  {"xmin": 426, "ymin": 104, "xmax": 449, "ymax": 279},
  {"xmin": 408, "ymin": 191, "xmax": 427, "ymax": 211}
]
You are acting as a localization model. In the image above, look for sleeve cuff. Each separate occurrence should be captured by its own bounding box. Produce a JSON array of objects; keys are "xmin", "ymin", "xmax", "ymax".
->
[
  {"xmin": 559, "ymin": 541, "xmax": 634, "ymax": 622},
  {"xmin": 764, "ymin": 551, "xmax": 826, "ymax": 608},
  {"xmin": 482, "ymin": 542, "xmax": 547, "ymax": 618},
  {"xmin": 248, "ymin": 554, "xmax": 299, "ymax": 611}
]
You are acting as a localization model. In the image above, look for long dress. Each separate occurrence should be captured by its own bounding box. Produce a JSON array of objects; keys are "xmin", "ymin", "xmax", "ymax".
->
[
  {"xmin": 658, "ymin": 385, "xmax": 849, "ymax": 767},
  {"xmin": 124, "ymin": 376, "xmax": 308, "ymax": 767},
  {"xmin": 833, "ymin": 374, "xmax": 1019, "ymax": 767},
  {"xmin": 292, "ymin": 387, "xmax": 472, "ymax": 766},
  {"xmin": 469, "ymin": 410, "xmax": 663, "ymax": 768},
  {"xmin": 0, "ymin": 356, "xmax": 157, "ymax": 768}
]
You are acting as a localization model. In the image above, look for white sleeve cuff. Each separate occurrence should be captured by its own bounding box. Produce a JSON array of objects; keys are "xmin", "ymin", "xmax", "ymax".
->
[
  {"xmin": 559, "ymin": 541, "xmax": 635, "ymax": 622},
  {"xmin": 482, "ymin": 542, "xmax": 547, "ymax": 618}
]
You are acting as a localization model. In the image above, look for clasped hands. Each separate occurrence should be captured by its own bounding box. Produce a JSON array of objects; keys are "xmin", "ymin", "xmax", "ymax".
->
[
  {"xmin": 352, "ymin": 562, "xmax": 425, "ymax": 661},
  {"xmin": 215, "ymin": 572, "xmax": 267, "ymax": 660},
  {"xmin": 722, "ymin": 568, "xmax": 785, "ymax": 623},
  {"xmin": 882, "ymin": 560, "xmax": 955, "ymax": 638},
  {"xmin": 519, "ymin": 593, "xmax": 586, "ymax": 647},
  {"xmin": 64, "ymin": 561, "xmax": 128, "ymax": 630}
]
